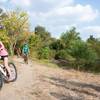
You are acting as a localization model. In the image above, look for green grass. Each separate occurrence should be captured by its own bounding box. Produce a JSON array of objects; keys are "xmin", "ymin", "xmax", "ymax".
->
[{"xmin": 32, "ymin": 58, "xmax": 59, "ymax": 68}]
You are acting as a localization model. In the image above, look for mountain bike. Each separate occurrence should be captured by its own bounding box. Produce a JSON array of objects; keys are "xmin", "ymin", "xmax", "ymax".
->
[
  {"xmin": 0, "ymin": 62, "xmax": 17, "ymax": 89},
  {"xmin": 23, "ymin": 54, "xmax": 28, "ymax": 64}
]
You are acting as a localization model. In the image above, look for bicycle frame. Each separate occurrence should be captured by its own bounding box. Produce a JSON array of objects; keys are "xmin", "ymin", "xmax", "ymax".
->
[{"xmin": 0, "ymin": 64, "xmax": 6, "ymax": 76}]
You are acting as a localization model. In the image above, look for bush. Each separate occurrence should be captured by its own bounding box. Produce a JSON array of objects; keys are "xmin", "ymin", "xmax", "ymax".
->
[
  {"xmin": 55, "ymin": 50, "xmax": 74, "ymax": 60},
  {"xmin": 85, "ymin": 59, "xmax": 100, "ymax": 72},
  {"xmin": 38, "ymin": 46, "xmax": 50, "ymax": 59},
  {"xmin": 0, "ymin": 31, "xmax": 10, "ymax": 53},
  {"xmin": 69, "ymin": 40, "xmax": 98, "ymax": 70}
]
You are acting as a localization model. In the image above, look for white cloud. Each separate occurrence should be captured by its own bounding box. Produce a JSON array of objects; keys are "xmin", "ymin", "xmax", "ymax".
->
[
  {"xmin": 0, "ymin": 0, "xmax": 8, "ymax": 3},
  {"xmin": 41, "ymin": 0, "xmax": 74, "ymax": 6},
  {"xmin": 5, "ymin": 0, "xmax": 99, "ymax": 39},
  {"xmin": 41, "ymin": 4, "xmax": 98, "ymax": 22},
  {"xmin": 28, "ymin": 3, "xmax": 99, "ymax": 29},
  {"xmin": 78, "ymin": 5, "xmax": 99, "ymax": 22},
  {"xmin": 83, "ymin": 26, "xmax": 100, "ymax": 37},
  {"xmin": 9, "ymin": 0, "xmax": 99, "ymax": 23},
  {"xmin": 10, "ymin": 0, "xmax": 32, "ymax": 7},
  {"xmin": 27, "ymin": 1, "xmax": 99, "ymax": 38}
]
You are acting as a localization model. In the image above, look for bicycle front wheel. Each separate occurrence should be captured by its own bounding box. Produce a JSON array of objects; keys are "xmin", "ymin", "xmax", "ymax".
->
[
  {"xmin": 5, "ymin": 62, "xmax": 17, "ymax": 82},
  {"xmin": 0, "ymin": 71, "xmax": 3, "ymax": 89}
]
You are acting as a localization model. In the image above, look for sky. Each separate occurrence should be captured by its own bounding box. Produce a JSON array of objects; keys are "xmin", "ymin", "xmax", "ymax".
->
[{"xmin": 0, "ymin": 0, "xmax": 100, "ymax": 40}]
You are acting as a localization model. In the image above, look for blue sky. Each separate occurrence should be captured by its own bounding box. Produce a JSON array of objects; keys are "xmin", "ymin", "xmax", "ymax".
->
[{"xmin": 0, "ymin": 0, "xmax": 100, "ymax": 40}]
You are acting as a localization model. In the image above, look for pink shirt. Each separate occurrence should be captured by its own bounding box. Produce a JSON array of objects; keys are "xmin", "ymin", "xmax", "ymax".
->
[{"xmin": 0, "ymin": 41, "xmax": 8, "ymax": 56}]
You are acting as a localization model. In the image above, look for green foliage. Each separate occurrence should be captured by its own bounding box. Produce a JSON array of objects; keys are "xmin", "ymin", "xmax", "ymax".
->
[
  {"xmin": 38, "ymin": 46, "xmax": 50, "ymax": 59},
  {"xmin": 61, "ymin": 27, "xmax": 80, "ymax": 48},
  {"xmin": 50, "ymin": 39, "xmax": 64, "ymax": 51},
  {"xmin": 55, "ymin": 50, "xmax": 74, "ymax": 60},
  {"xmin": 87, "ymin": 36, "xmax": 100, "ymax": 58},
  {"xmin": 0, "ymin": 8, "xmax": 100, "ymax": 72},
  {"xmin": 3, "ymin": 10, "xmax": 29, "ymax": 36},
  {"xmin": 35, "ymin": 25, "xmax": 51, "ymax": 41},
  {"xmin": 69, "ymin": 40, "xmax": 98, "ymax": 70},
  {"xmin": 29, "ymin": 35, "xmax": 42, "ymax": 49},
  {"xmin": 0, "ymin": 9, "xmax": 30, "ymax": 55},
  {"xmin": 86, "ymin": 36, "xmax": 100, "ymax": 72},
  {"xmin": 0, "ymin": 31, "xmax": 10, "ymax": 49},
  {"xmin": 0, "ymin": 8, "xmax": 7, "ymax": 20}
]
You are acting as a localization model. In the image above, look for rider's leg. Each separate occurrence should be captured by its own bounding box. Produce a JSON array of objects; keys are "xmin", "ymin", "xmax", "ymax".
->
[{"xmin": 3, "ymin": 57, "xmax": 11, "ymax": 78}]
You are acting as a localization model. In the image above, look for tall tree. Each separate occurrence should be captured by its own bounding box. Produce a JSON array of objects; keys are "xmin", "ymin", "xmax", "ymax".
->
[
  {"xmin": 1, "ymin": 9, "xmax": 30, "ymax": 55},
  {"xmin": 87, "ymin": 35, "xmax": 100, "ymax": 58},
  {"xmin": 69, "ymin": 39, "xmax": 97, "ymax": 70},
  {"xmin": 61, "ymin": 27, "xmax": 80, "ymax": 48},
  {"xmin": 35, "ymin": 25, "xmax": 51, "ymax": 41}
]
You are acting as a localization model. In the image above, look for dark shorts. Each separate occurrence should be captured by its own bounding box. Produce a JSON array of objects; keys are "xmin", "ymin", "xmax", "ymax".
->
[{"xmin": 0, "ymin": 55, "xmax": 8, "ymax": 60}]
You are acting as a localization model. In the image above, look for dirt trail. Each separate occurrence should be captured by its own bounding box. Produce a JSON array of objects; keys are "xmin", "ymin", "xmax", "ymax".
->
[{"xmin": 0, "ymin": 56, "xmax": 100, "ymax": 100}]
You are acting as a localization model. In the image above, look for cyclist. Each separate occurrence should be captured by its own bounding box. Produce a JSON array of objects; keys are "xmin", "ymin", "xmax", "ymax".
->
[
  {"xmin": 22, "ymin": 42, "xmax": 29, "ymax": 63},
  {"xmin": 0, "ymin": 41, "xmax": 12, "ymax": 81}
]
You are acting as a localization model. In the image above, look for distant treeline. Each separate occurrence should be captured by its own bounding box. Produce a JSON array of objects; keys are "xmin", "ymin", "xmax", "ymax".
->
[{"xmin": 0, "ymin": 8, "xmax": 100, "ymax": 72}]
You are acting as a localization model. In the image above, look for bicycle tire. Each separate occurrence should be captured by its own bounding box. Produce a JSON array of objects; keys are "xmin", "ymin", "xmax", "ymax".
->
[
  {"xmin": 0, "ymin": 71, "xmax": 3, "ymax": 90},
  {"xmin": 5, "ymin": 62, "xmax": 17, "ymax": 82},
  {"xmin": 24, "ymin": 55, "xmax": 28, "ymax": 64}
]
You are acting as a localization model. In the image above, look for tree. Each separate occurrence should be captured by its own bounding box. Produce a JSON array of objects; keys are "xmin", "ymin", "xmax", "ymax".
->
[
  {"xmin": 1, "ymin": 9, "xmax": 30, "ymax": 55},
  {"xmin": 87, "ymin": 35, "xmax": 100, "ymax": 58},
  {"xmin": 50, "ymin": 39, "xmax": 64, "ymax": 51},
  {"xmin": 0, "ymin": 8, "xmax": 7, "ymax": 20},
  {"xmin": 38, "ymin": 46, "xmax": 50, "ymax": 59},
  {"xmin": 35, "ymin": 25, "xmax": 51, "ymax": 42},
  {"xmin": 0, "ymin": 30, "xmax": 10, "ymax": 50},
  {"xmin": 61, "ymin": 27, "xmax": 80, "ymax": 48},
  {"xmin": 0, "ymin": 8, "xmax": 8, "ymax": 30},
  {"xmin": 69, "ymin": 40, "xmax": 97, "ymax": 70},
  {"xmin": 87, "ymin": 35, "xmax": 97, "ymax": 44}
]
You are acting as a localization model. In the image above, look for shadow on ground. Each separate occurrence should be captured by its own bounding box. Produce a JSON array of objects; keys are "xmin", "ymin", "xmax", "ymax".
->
[
  {"xmin": 50, "ymin": 92, "xmax": 83, "ymax": 100},
  {"xmin": 42, "ymin": 76, "xmax": 100, "ymax": 99},
  {"xmin": 51, "ymin": 59, "xmax": 74, "ymax": 70}
]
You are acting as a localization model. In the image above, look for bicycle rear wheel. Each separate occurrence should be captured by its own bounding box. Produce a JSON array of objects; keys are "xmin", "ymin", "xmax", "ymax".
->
[
  {"xmin": 0, "ymin": 71, "xmax": 3, "ymax": 89},
  {"xmin": 24, "ymin": 54, "xmax": 28, "ymax": 64}
]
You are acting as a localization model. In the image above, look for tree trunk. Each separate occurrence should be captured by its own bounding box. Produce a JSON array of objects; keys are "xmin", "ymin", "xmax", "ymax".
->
[{"xmin": 9, "ymin": 42, "xmax": 14, "ymax": 56}]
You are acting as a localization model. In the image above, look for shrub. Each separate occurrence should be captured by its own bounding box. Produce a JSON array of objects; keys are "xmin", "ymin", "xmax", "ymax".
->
[
  {"xmin": 55, "ymin": 50, "xmax": 74, "ymax": 60},
  {"xmin": 69, "ymin": 40, "xmax": 98, "ymax": 70},
  {"xmin": 38, "ymin": 46, "xmax": 50, "ymax": 59}
]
